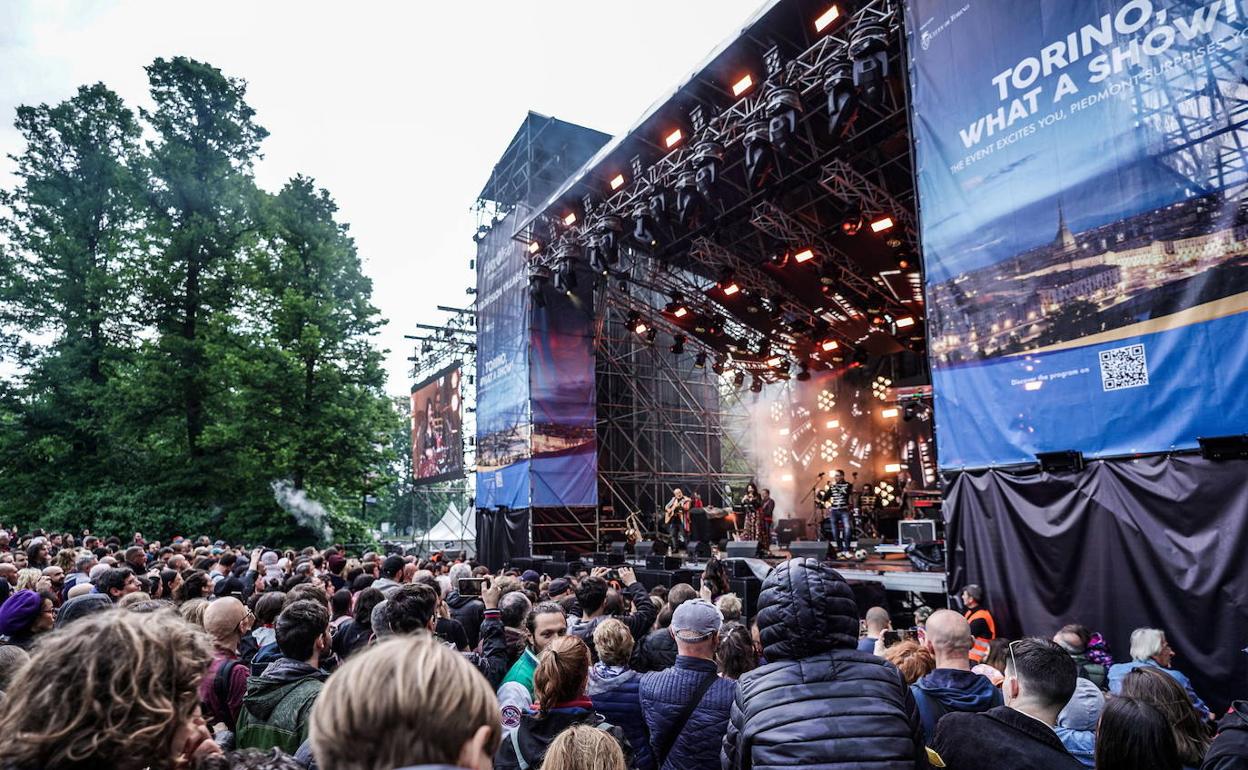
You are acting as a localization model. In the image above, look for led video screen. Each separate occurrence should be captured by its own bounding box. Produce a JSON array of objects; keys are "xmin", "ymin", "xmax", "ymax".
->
[{"xmin": 411, "ymin": 364, "xmax": 464, "ymax": 485}]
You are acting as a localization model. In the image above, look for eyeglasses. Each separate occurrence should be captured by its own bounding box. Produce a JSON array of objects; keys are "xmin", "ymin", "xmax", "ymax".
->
[{"xmin": 1007, "ymin": 639, "xmax": 1022, "ymax": 679}]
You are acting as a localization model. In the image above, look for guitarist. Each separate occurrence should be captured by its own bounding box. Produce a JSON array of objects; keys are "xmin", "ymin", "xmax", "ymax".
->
[{"xmin": 664, "ymin": 488, "xmax": 692, "ymax": 550}]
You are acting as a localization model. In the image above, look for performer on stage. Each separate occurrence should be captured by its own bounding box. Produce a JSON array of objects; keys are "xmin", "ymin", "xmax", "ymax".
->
[
  {"xmin": 758, "ymin": 488, "xmax": 775, "ymax": 557},
  {"xmin": 664, "ymin": 488, "xmax": 692, "ymax": 549},
  {"xmin": 739, "ymin": 483, "xmax": 766, "ymax": 555},
  {"xmin": 823, "ymin": 469, "xmax": 854, "ymax": 553}
]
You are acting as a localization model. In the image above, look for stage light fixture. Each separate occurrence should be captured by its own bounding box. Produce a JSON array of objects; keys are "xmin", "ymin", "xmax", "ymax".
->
[
  {"xmin": 646, "ymin": 328, "xmax": 658, "ymax": 343},
  {"xmin": 528, "ymin": 272, "xmax": 549, "ymax": 309},
  {"xmin": 665, "ymin": 128, "xmax": 683, "ymax": 148},
  {"xmin": 826, "ymin": 419, "xmax": 839, "ymax": 429},
  {"xmin": 881, "ymin": 407, "xmax": 899, "ymax": 419},
  {"xmin": 820, "ymin": 339, "xmax": 839, "ymax": 352},
  {"xmin": 823, "ymin": 60, "xmax": 857, "ymax": 139},
  {"xmin": 743, "ymin": 120, "xmax": 774, "ymax": 190},
  {"xmin": 693, "ymin": 139, "xmax": 725, "ymax": 201},
  {"xmin": 720, "ymin": 278, "xmax": 740, "ymax": 296},
  {"xmin": 903, "ymin": 402, "xmax": 920, "ymax": 422},
  {"xmin": 528, "ymin": 241, "xmax": 540, "ymax": 254},
  {"xmin": 766, "ymin": 356, "xmax": 784, "ymax": 368},
  {"xmin": 850, "ymin": 21, "xmax": 890, "ymax": 105},
  {"xmin": 670, "ymin": 334, "xmax": 686, "ymax": 355},
  {"xmin": 766, "ymin": 86, "xmax": 802, "ymax": 154},
  {"xmin": 870, "ymin": 216, "xmax": 895, "ymax": 233},
  {"xmin": 814, "ymin": 4, "xmax": 841, "ymax": 32},
  {"xmin": 633, "ymin": 321, "xmax": 649, "ymax": 336},
  {"xmin": 794, "ymin": 248, "xmax": 815, "ymax": 264},
  {"xmin": 732, "ymin": 74, "xmax": 754, "ymax": 97},
  {"xmin": 673, "ymin": 306, "xmax": 688, "ymax": 318},
  {"xmin": 733, "ymin": 371, "xmax": 746, "ymax": 388},
  {"xmin": 796, "ymin": 361, "xmax": 811, "ymax": 381},
  {"xmin": 712, "ymin": 358, "xmax": 727, "ymax": 375},
  {"xmin": 818, "ymin": 389, "xmax": 836, "ymax": 411},
  {"xmin": 895, "ymin": 316, "xmax": 916, "ymax": 329},
  {"xmin": 610, "ymin": 173, "xmax": 625, "ymax": 190},
  {"xmin": 768, "ymin": 251, "xmax": 789, "ymax": 267},
  {"xmin": 563, "ymin": 212, "xmax": 577, "ymax": 226},
  {"xmin": 552, "ymin": 258, "xmax": 577, "ymax": 294},
  {"xmin": 674, "ymin": 171, "xmax": 701, "ymax": 226},
  {"xmin": 841, "ymin": 209, "xmax": 864, "ymax": 236},
  {"xmin": 694, "ymin": 352, "xmax": 707, "ymax": 368}
]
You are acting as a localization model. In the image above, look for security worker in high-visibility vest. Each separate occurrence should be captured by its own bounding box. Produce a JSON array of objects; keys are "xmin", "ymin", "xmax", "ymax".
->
[{"xmin": 961, "ymin": 584, "xmax": 996, "ymax": 664}]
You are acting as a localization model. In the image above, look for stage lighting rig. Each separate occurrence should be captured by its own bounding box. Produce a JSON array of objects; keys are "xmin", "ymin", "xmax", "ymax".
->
[
  {"xmin": 733, "ymin": 371, "xmax": 746, "ymax": 388},
  {"xmin": 694, "ymin": 351, "xmax": 707, "ymax": 368},
  {"xmin": 796, "ymin": 361, "xmax": 811, "ymax": 381},
  {"xmin": 822, "ymin": 60, "xmax": 857, "ymax": 139},
  {"xmin": 529, "ymin": 267, "xmax": 551, "ymax": 310},
  {"xmin": 552, "ymin": 257, "xmax": 578, "ymax": 294},
  {"xmin": 750, "ymin": 377, "xmax": 764, "ymax": 393},
  {"xmin": 766, "ymin": 85, "xmax": 802, "ymax": 155},
  {"xmin": 674, "ymin": 171, "xmax": 701, "ymax": 227},
  {"xmin": 692, "ymin": 138, "xmax": 725, "ymax": 202},
  {"xmin": 670, "ymin": 334, "xmax": 686, "ymax": 355},
  {"xmin": 630, "ymin": 189, "xmax": 668, "ymax": 250},
  {"xmin": 841, "ymin": 206, "xmax": 864, "ymax": 235},
  {"xmin": 850, "ymin": 20, "xmax": 890, "ymax": 105},
  {"xmin": 586, "ymin": 214, "xmax": 623, "ymax": 275}
]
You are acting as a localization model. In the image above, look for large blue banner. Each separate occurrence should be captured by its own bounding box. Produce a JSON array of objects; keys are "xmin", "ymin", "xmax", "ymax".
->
[
  {"xmin": 475, "ymin": 209, "xmax": 532, "ymax": 509},
  {"xmin": 529, "ymin": 277, "xmax": 598, "ymax": 508},
  {"xmin": 907, "ymin": 0, "xmax": 1248, "ymax": 468}
]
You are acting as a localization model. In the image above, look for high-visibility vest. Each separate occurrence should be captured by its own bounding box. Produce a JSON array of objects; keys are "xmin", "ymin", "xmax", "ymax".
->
[{"xmin": 965, "ymin": 608, "xmax": 996, "ymax": 663}]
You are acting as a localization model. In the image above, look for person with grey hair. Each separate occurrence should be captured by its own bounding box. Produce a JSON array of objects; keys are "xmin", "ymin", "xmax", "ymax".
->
[
  {"xmin": 444, "ymin": 562, "xmax": 486, "ymax": 649},
  {"xmin": 497, "ymin": 590, "xmax": 532, "ymax": 668},
  {"xmin": 1107, "ymin": 627, "xmax": 1212, "ymax": 720},
  {"xmin": 62, "ymin": 553, "xmax": 98, "ymax": 598}
]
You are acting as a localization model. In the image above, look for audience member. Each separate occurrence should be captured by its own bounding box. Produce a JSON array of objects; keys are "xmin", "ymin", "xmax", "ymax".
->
[
  {"xmin": 201, "ymin": 597, "xmax": 254, "ymax": 732},
  {"xmin": 1055, "ymin": 677, "xmax": 1104, "ymax": 768},
  {"xmin": 497, "ymin": 588, "xmax": 533, "ymax": 667},
  {"xmin": 310, "ymin": 636, "xmax": 500, "ymax": 770},
  {"xmin": 635, "ymin": 583, "xmax": 697, "ymax": 673},
  {"xmin": 498, "ymin": 601, "xmax": 568, "ymax": 730},
  {"xmin": 860, "ymin": 605, "xmax": 891, "ymax": 653},
  {"xmin": 1094, "ymin": 695, "xmax": 1181, "ymax": 770},
  {"xmin": 1108, "ymin": 628, "xmax": 1213, "ymax": 721},
  {"xmin": 587, "ymin": 618, "xmax": 653, "ymax": 770},
  {"xmin": 931, "ymin": 637, "xmax": 1081, "ymax": 770},
  {"xmin": 1121, "ymin": 666, "xmax": 1211, "ymax": 769},
  {"xmin": 961, "ymin": 584, "xmax": 996, "ymax": 664},
  {"xmin": 972, "ymin": 637, "xmax": 1010, "ymax": 686},
  {"xmin": 1054, "ymin": 623, "xmax": 1108, "ymax": 689},
  {"xmin": 881, "ymin": 638, "xmax": 935, "ymax": 685},
  {"xmin": 723, "ymin": 559, "xmax": 924, "ymax": 769},
  {"xmin": 715, "ymin": 593, "xmax": 742, "ymax": 624},
  {"xmin": 0, "ymin": 589, "xmax": 56, "ymax": 650},
  {"xmin": 541, "ymin": 724, "xmax": 629, "ymax": 770},
  {"xmin": 568, "ymin": 566, "xmax": 656, "ymax": 661},
  {"xmin": 910, "ymin": 609, "xmax": 1002, "ymax": 738},
  {"xmin": 1203, "ymin": 699, "xmax": 1248, "ymax": 770},
  {"xmin": 494, "ymin": 635, "xmax": 628, "ymax": 770},
  {"xmin": 716, "ymin": 622, "xmax": 759, "ymax": 681}
]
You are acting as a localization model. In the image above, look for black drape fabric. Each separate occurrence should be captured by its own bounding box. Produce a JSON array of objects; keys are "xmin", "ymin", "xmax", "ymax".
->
[
  {"xmin": 475, "ymin": 508, "xmax": 531, "ymax": 571},
  {"xmin": 946, "ymin": 455, "xmax": 1248, "ymax": 711}
]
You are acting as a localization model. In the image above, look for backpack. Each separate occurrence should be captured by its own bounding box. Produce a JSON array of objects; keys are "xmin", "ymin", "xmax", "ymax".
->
[{"xmin": 210, "ymin": 659, "xmax": 240, "ymax": 727}]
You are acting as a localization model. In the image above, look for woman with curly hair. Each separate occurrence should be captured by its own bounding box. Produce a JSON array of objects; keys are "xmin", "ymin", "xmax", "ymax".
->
[
  {"xmin": 175, "ymin": 569, "xmax": 213, "ymax": 604},
  {"xmin": 0, "ymin": 608, "xmax": 218, "ymax": 770}
]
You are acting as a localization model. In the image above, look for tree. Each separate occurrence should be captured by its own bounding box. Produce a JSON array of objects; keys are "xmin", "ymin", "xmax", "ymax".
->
[{"xmin": 0, "ymin": 83, "xmax": 144, "ymax": 509}]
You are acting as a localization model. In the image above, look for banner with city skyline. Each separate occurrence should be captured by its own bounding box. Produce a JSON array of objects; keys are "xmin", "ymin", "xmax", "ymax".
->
[{"xmin": 907, "ymin": 0, "xmax": 1248, "ymax": 467}]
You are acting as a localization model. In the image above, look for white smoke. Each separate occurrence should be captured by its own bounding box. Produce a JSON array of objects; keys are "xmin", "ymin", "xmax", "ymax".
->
[{"xmin": 270, "ymin": 480, "xmax": 333, "ymax": 543}]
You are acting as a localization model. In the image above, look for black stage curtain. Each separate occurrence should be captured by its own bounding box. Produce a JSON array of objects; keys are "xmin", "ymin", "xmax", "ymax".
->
[
  {"xmin": 475, "ymin": 508, "xmax": 531, "ymax": 571},
  {"xmin": 946, "ymin": 454, "xmax": 1248, "ymax": 712}
]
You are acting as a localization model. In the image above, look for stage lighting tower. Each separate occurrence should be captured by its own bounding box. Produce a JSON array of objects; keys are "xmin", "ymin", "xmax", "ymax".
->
[
  {"xmin": 743, "ymin": 120, "xmax": 774, "ymax": 190},
  {"xmin": 822, "ymin": 60, "xmax": 857, "ymax": 138},
  {"xmin": 692, "ymin": 139, "xmax": 726, "ymax": 202}
]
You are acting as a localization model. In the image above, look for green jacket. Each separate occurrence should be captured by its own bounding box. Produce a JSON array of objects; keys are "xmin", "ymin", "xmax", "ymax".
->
[
  {"xmin": 235, "ymin": 657, "xmax": 326, "ymax": 754},
  {"xmin": 501, "ymin": 646, "xmax": 539, "ymax": 692}
]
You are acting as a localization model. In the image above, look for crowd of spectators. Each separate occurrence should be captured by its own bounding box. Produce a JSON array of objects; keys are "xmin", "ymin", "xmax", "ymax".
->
[{"xmin": 0, "ymin": 525, "xmax": 1244, "ymax": 770}]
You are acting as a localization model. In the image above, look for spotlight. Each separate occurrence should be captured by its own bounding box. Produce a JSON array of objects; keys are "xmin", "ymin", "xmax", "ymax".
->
[
  {"xmin": 793, "ymin": 248, "xmax": 815, "ymax": 264},
  {"xmin": 733, "ymin": 371, "xmax": 746, "ymax": 388},
  {"xmin": 586, "ymin": 215, "xmax": 622, "ymax": 274},
  {"xmin": 766, "ymin": 86, "xmax": 802, "ymax": 154},
  {"xmin": 528, "ymin": 241, "xmax": 541, "ymax": 254},
  {"xmin": 631, "ymin": 190, "xmax": 667, "ymax": 250},
  {"xmin": 823, "ymin": 60, "xmax": 857, "ymax": 139},
  {"xmin": 768, "ymin": 251, "xmax": 789, "ymax": 267},
  {"xmin": 633, "ymin": 321, "xmax": 649, "ymax": 336},
  {"xmin": 674, "ymin": 171, "xmax": 701, "ymax": 227},
  {"xmin": 718, "ymin": 270, "xmax": 741, "ymax": 296},
  {"xmin": 693, "ymin": 139, "xmax": 725, "ymax": 201},
  {"xmin": 841, "ymin": 208, "xmax": 863, "ymax": 236},
  {"xmin": 884, "ymin": 463, "xmax": 902, "ymax": 474},
  {"xmin": 814, "ymin": 4, "xmax": 841, "ymax": 33},
  {"xmin": 903, "ymin": 402, "xmax": 920, "ymax": 422},
  {"xmin": 743, "ymin": 120, "xmax": 774, "ymax": 190},
  {"xmin": 646, "ymin": 328, "xmax": 658, "ymax": 343},
  {"xmin": 664, "ymin": 128, "xmax": 683, "ymax": 149},
  {"xmin": 850, "ymin": 21, "xmax": 890, "ymax": 105},
  {"xmin": 552, "ymin": 258, "xmax": 577, "ymax": 293},
  {"xmin": 881, "ymin": 407, "xmax": 899, "ymax": 419},
  {"xmin": 694, "ymin": 352, "xmax": 707, "ymax": 368},
  {"xmin": 895, "ymin": 316, "xmax": 916, "ymax": 328},
  {"xmin": 563, "ymin": 212, "xmax": 577, "ymax": 226},
  {"xmin": 820, "ymin": 339, "xmax": 839, "ymax": 352},
  {"xmin": 732, "ymin": 74, "xmax": 754, "ymax": 97},
  {"xmin": 870, "ymin": 216, "xmax": 895, "ymax": 233},
  {"xmin": 610, "ymin": 173, "xmax": 625, "ymax": 190},
  {"xmin": 712, "ymin": 358, "xmax": 726, "ymax": 375},
  {"xmin": 673, "ymin": 305, "xmax": 688, "ymax": 318},
  {"xmin": 670, "ymin": 334, "xmax": 686, "ymax": 355},
  {"xmin": 766, "ymin": 356, "xmax": 784, "ymax": 368}
]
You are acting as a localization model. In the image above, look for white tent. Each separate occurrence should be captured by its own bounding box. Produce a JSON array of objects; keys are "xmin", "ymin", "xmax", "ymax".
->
[{"xmin": 417, "ymin": 500, "xmax": 476, "ymax": 556}]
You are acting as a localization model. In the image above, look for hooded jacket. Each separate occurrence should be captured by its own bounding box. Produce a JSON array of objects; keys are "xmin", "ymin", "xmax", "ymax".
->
[
  {"xmin": 235, "ymin": 657, "xmax": 326, "ymax": 755},
  {"xmin": 911, "ymin": 668, "xmax": 1003, "ymax": 739},
  {"xmin": 445, "ymin": 590, "xmax": 485, "ymax": 649},
  {"xmin": 568, "ymin": 579, "xmax": 657, "ymax": 661},
  {"xmin": 1204, "ymin": 701, "xmax": 1248, "ymax": 770},
  {"xmin": 588, "ymin": 662, "xmax": 654, "ymax": 770},
  {"xmin": 721, "ymin": 558, "xmax": 928, "ymax": 770},
  {"xmin": 493, "ymin": 702, "xmax": 629, "ymax": 770},
  {"xmin": 634, "ymin": 627, "xmax": 678, "ymax": 673}
]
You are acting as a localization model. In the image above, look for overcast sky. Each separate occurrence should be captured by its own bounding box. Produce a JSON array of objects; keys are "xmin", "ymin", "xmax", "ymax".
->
[{"xmin": 0, "ymin": 0, "xmax": 764, "ymax": 395}]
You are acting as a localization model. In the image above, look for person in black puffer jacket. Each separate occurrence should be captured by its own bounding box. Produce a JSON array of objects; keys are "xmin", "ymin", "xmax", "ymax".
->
[{"xmin": 721, "ymin": 558, "xmax": 929, "ymax": 770}]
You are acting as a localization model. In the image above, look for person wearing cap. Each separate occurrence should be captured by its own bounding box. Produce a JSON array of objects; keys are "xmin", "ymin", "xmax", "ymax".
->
[
  {"xmin": 722, "ymin": 558, "xmax": 925, "ymax": 770},
  {"xmin": 200, "ymin": 597, "xmax": 254, "ymax": 733},
  {"xmin": 0, "ymin": 589, "xmax": 56, "ymax": 650},
  {"xmin": 54, "ymin": 593, "xmax": 113, "ymax": 630},
  {"xmin": 638, "ymin": 599, "xmax": 736, "ymax": 770}
]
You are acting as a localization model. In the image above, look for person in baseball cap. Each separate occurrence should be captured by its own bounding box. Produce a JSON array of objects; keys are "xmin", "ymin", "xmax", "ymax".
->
[{"xmin": 669, "ymin": 598, "xmax": 724, "ymax": 643}]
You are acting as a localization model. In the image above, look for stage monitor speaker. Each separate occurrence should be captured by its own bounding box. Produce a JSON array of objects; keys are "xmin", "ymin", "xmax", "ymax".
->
[
  {"xmin": 906, "ymin": 540, "xmax": 945, "ymax": 572},
  {"xmin": 729, "ymin": 576, "xmax": 763, "ymax": 620},
  {"xmin": 686, "ymin": 541, "xmax": 711, "ymax": 559},
  {"xmin": 609, "ymin": 541, "xmax": 626, "ymax": 555},
  {"xmin": 788, "ymin": 541, "xmax": 829, "ymax": 561},
  {"xmin": 725, "ymin": 558, "xmax": 756, "ymax": 579},
  {"xmin": 725, "ymin": 541, "xmax": 758, "ymax": 559},
  {"xmin": 550, "ymin": 550, "xmax": 568, "ymax": 564},
  {"xmin": 589, "ymin": 552, "xmax": 610, "ymax": 567},
  {"xmin": 634, "ymin": 541, "xmax": 655, "ymax": 558},
  {"xmin": 1198, "ymin": 434, "xmax": 1248, "ymax": 460},
  {"xmin": 775, "ymin": 519, "xmax": 805, "ymax": 547},
  {"xmin": 635, "ymin": 568, "xmax": 696, "ymax": 591},
  {"xmin": 646, "ymin": 555, "xmax": 684, "ymax": 570},
  {"xmin": 508, "ymin": 557, "xmax": 533, "ymax": 574},
  {"xmin": 898, "ymin": 520, "xmax": 937, "ymax": 545}
]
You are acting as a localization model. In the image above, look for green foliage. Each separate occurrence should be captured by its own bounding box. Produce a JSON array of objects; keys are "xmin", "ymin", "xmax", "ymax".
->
[{"xmin": 0, "ymin": 60, "xmax": 399, "ymax": 547}]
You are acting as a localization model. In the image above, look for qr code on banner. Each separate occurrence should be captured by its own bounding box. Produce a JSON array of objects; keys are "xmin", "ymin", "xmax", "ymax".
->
[{"xmin": 1099, "ymin": 343, "xmax": 1149, "ymax": 392}]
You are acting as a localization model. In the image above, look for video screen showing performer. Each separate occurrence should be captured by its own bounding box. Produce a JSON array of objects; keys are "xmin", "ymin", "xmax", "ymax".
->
[{"xmin": 411, "ymin": 365, "xmax": 464, "ymax": 484}]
